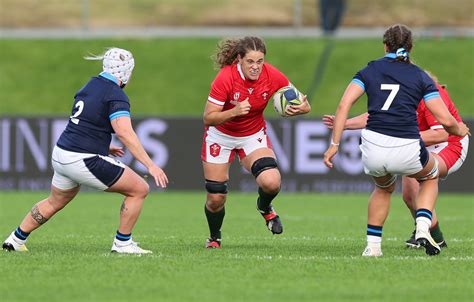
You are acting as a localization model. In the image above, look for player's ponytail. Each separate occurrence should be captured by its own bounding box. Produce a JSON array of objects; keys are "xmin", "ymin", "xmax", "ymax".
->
[
  {"xmin": 212, "ymin": 36, "xmax": 267, "ymax": 69},
  {"xmin": 383, "ymin": 24, "xmax": 413, "ymax": 63}
]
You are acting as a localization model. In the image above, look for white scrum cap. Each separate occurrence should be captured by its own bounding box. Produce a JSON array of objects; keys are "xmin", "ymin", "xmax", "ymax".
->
[{"xmin": 103, "ymin": 48, "xmax": 135, "ymax": 85}]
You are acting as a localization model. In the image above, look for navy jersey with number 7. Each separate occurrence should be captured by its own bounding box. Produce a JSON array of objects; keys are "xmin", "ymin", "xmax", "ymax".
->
[
  {"xmin": 352, "ymin": 53, "xmax": 439, "ymax": 139},
  {"xmin": 56, "ymin": 72, "xmax": 131, "ymax": 156}
]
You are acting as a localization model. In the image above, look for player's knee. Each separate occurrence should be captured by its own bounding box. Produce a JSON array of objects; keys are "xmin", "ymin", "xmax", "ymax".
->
[
  {"xmin": 206, "ymin": 198, "xmax": 225, "ymax": 212},
  {"xmin": 417, "ymin": 157, "xmax": 439, "ymax": 182},
  {"xmin": 260, "ymin": 180, "xmax": 281, "ymax": 195},
  {"xmin": 206, "ymin": 194, "xmax": 226, "ymax": 212},
  {"xmin": 375, "ymin": 175, "xmax": 397, "ymax": 193},
  {"xmin": 134, "ymin": 180, "xmax": 150, "ymax": 199},
  {"xmin": 47, "ymin": 197, "xmax": 67, "ymax": 212},
  {"xmin": 251, "ymin": 157, "xmax": 278, "ymax": 178}
]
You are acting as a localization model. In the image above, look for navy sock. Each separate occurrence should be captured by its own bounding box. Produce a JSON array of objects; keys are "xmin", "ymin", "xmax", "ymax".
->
[
  {"xmin": 205, "ymin": 206, "xmax": 225, "ymax": 240},
  {"xmin": 115, "ymin": 231, "xmax": 131, "ymax": 241},
  {"xmin": 367, "ymin": 224, "xmax": 383, "ymax": 238},
  {"xmin": 14, "ymin": 227, "xmax": 30, "ymax": 241},
  {"xmin": 416, "ymin": 208, "xmax": 432, "ymax": 221}
]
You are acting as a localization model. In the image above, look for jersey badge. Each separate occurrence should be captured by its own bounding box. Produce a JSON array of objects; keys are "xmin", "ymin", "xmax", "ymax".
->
[
  {"xmin": 262, "ymin": 92, "xmax": 268, "ymax": 100},
  {"xmin": 233, "ymin": 92, "xmax": 240, "ymax": 101},
  {"xmin": 210, "ymin": 143, "xmax": 221, "ymax": 157}
]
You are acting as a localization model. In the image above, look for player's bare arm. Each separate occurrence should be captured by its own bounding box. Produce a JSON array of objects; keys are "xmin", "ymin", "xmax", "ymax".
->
[
  {"xmin": 420, "ymin": 128, "xmax": 449, "ymax": 146},
  {"xmin": 323, "ymin": 112, "xmax": 368, "ymax": 130},
  {"xmin": 324, "ymin": 83, "xmax": 364, "ymax": 168},
  {"xmin": 111, "ymin": 116, "xmax": 168, "ymax": 188},
  {"xmin": 203, "ymin": 98, "xmax": 251, "ymax": 126},
  {"xmin": 425, "ymin": 97, "xmax": 470, "ymax": 137}
]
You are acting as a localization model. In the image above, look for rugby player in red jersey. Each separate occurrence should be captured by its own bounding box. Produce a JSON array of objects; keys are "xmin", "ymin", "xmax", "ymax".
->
[
  {"xmin": 202, "ymin": 36, "xmax": 311, "ymax": 248},
  {"xmin": 323, "ymin": 78, "xmax": 469, "ymax": 250},
  {"xmin": 403, "ymin": 80, "xmax": 469, "ymax": 248}
]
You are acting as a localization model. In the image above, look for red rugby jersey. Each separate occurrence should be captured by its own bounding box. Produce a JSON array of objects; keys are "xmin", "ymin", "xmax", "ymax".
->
[
  {"xmin": 207, "ymin": 62, "xmax": 289, "ymax": 137},
  {"xmin": 417, "ymin": 83, "xmax": 463, "ymax": 143}
]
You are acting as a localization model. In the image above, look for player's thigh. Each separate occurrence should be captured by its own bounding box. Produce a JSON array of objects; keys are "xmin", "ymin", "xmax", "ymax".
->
[
  {"xmin": 48, "ymin": 185, "xmax": 81, "ymax": 210},
  {"xmin": 106, "ymin": 166, "xmax": 149, "ymax": 197},
  {"xmin": 203, "ymin": 161, "xmax": 231, "ymax": 182},
  {"xmin": 433, "ymin": 153, "xmax": 448, "ymax": 178}
]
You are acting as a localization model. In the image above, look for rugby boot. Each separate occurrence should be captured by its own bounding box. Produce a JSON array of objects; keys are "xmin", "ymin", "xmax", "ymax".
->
[
  {"xmin": 405, "ymin": 230, "xmax": 420, "ymax": 248},
  {"xmin": 111, "ymin": 239, "xmax": 152, "ymax": 254},
  {"xmin": 257, "ymin": 205, "xmax": 283, "ymax": 235},
  {"xmin": 2, "ymin": 233, "xmax": 28, "ymax": 252},
  {"xmin": 415, "ymin": 228, "xmax": 441, "ymax": 256},
  {"xmin": 205, "ymin": 237, "xmax": 221, "ymax": 249},
  {"xmin": 362, "ymin": 244, "xmax": 383, "ymax": 257}
]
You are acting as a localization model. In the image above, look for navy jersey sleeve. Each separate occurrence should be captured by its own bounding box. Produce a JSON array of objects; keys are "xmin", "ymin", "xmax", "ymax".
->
[
  {"xmin": 351, "ymin": 70, "xmax": 366, "ymax": 92},
  {"xmin": 108, "ymin": 85, "xmax": 131, "ymax": 120},
  {"xmin": 418, "ymin": 70, "xmax": 440, "ymax": 102},
  {"xmin": 351, "ymin": 62, "xmax": 372, "ymax": 92}
]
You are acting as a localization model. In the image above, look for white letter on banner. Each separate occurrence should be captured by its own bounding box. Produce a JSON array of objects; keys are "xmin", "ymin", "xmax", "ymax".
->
[
  {"xmin": 51, "ymin": 119, "xmax": 68, "ymax": 147},
  {"xmin": 134, "ymin": 119, "xmax": 169, "ymax": 173},
  {"xmin": 16, "ymin": 119, "xmax": 48, "ymax": 172},
  {"xmin": 1, "ymin": 119, "xmax": 10, "ymax": 172},
  {"xmin": 295, "ymin": 120, "xmax": 329, "ymax": 174},
  {"xmin": 265, "ymin": 121, "xmax": 291, "ymax": 172},
  {"xmin": 333, "ymin": 130, "xmax": 363, "ymax": 175}
]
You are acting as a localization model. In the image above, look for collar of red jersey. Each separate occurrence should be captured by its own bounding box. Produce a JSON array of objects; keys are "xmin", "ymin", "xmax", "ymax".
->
[{"xmin": 237, "ymin": 63, "xmax": 245, "ymax": 81}]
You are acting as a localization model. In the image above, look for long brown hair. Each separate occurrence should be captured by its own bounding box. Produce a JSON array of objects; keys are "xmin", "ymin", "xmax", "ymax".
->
[
  {"xmin": 383, "ymin": 24, "xmax": 413, "ymax": 62},
  {"xmin": 212, "ymin": 36, "xmax": 267, "ymax": 69}
]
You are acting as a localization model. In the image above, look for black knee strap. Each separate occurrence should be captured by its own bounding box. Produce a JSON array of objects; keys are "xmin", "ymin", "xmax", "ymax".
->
[
  {"xmin": 205, "ymin": 179, "xmax": 228, "ymax": 194},
  {"xmin": 251, "ymin": 157, "xmax": 278, "ymax": 178}
]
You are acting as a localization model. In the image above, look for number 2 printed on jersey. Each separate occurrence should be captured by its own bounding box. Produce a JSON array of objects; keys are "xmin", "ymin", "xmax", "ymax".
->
[{"xmin": 70, "ymin": 100, "xmax": 84, "ymax": 124}]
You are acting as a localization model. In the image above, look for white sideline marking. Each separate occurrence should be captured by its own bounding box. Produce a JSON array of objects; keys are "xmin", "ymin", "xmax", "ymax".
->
[{"xmin": 223, "ymin": 254, "xmax": 473, "ymax": 261}]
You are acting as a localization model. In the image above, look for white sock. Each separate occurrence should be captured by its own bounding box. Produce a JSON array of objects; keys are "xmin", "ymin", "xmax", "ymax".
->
[
  {"xmin": 11, "ymin": 232, "xmax": 27, "ymax": 245},
  {"xmin": 367, "ymin": 235, "xmax": 381, "ymax": 248},
  {"xmin": 416, "ymin": 217, "xmax": 432, "ymax": 233}
]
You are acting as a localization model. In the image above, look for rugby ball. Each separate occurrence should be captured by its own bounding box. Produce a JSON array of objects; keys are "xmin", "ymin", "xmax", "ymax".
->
[{"xmin": 272, "ymin": 86, "xmax": 303, "ymax": 117}]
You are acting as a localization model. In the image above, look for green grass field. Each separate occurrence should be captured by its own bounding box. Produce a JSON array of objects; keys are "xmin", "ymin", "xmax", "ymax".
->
[
  {"xmin": 1, "ymin": 192, "xmax": 472, "ymax": 302},
  {"xmin": 1, "ymin": 38, "xmax": 473, "ymax": 116}
]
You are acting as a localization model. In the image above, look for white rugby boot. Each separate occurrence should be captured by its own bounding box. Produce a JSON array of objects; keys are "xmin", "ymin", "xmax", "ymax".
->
[
  {"xmin": 415, "ymin": 228, "xmax": 441, "ymax": 256},
  {"xmin": 111, "ymin": 239, "xmax": 152, "ymax": 254},
  {"xmin": 2, "ymin": 232, "xmax": 29, "ymax": 252},
  {"xmin": 362, "ymin": 244, "xmax": 383, "ymax": 257}
]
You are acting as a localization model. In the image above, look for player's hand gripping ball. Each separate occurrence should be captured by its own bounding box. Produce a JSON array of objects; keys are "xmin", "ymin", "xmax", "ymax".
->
[{"xmin": 272, "ymin": 86, "xmax": 303, "ymax": 117}]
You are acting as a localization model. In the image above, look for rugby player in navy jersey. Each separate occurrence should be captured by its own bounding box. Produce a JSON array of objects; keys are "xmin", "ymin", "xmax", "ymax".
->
[
  {"xmin": 2, "ymin": 48, "xmax": 168, "ymax": 254},
  {"xmin": 323, "ymin": 24, "xmax": 470, "ymax": 256}
]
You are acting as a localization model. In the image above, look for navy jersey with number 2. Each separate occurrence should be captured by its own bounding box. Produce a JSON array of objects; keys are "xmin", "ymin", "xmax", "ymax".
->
[
  {"xmin": 57, "ymin": 72, "xmax": 131, "ymax": 156},
  {"xmin": 352, "ymin": 54, "xmax": 440, "ymax": 139}
]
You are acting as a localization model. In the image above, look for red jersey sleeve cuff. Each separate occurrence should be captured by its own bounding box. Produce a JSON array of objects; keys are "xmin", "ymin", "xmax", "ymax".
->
[{"xmin": 208, "ymin": 96, "xmax": 225, "ymax": 106}]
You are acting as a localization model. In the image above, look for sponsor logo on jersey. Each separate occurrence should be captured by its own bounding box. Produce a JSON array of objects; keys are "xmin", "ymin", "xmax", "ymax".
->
[{"xmin": 262, "ymin": 92, "xmax": 268, "ymax": 100}]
